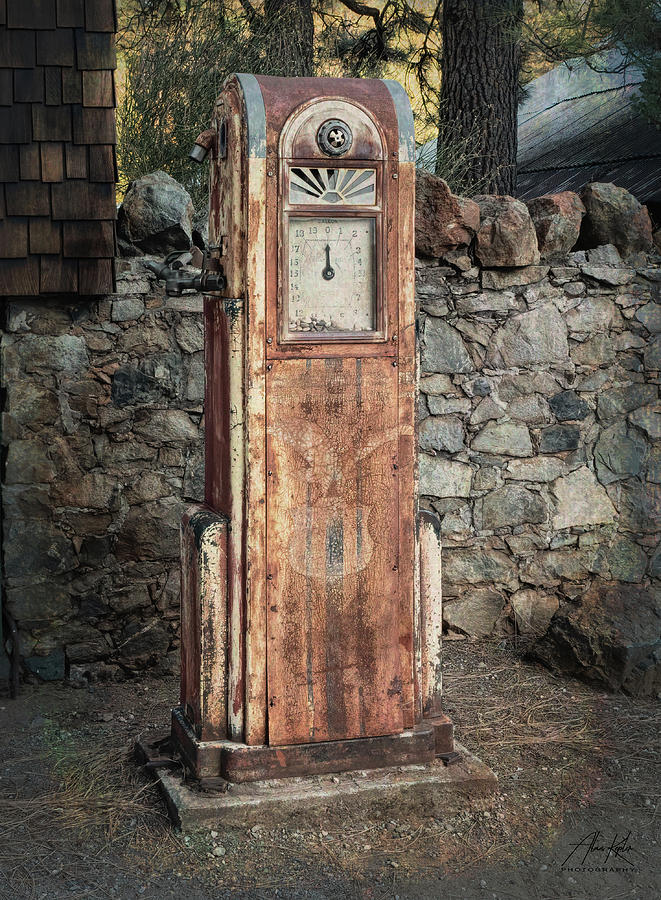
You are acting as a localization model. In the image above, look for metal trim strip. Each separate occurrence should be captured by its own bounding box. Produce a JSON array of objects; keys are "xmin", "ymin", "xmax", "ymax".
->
[
  {"xmin": 235, "ymin": 72, "xmax": 267, "ymax": 159},
  {"xmin": 382, "ymin": 79, "xmax": 415, "ymax": 163}
]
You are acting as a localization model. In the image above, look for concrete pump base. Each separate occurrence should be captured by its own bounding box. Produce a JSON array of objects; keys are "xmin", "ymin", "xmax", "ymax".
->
[{"xmin": 137, "ymin": 740, "xmax": 497, "ymax": 831}]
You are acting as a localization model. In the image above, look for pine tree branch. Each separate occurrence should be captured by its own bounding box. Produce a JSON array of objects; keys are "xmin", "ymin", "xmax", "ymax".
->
[
  {"xmin": 336, "ymin": 0, "xmax": 386, "ymax": 57},
  {"xmin": 238, "ymin": 0, "xmax": 261, "ymax": 26}
]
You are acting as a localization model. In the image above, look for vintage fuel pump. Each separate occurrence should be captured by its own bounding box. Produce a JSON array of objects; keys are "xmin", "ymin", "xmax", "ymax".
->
[{"xmin": 163, "ymin": 75, "xmax": 453, "ymax": 785}]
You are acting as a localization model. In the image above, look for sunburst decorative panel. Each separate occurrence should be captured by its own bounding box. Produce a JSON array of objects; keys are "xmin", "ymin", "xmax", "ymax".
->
[{"xmin": 289, "ymin": 167, "xmax": 376, "ymax": 206}]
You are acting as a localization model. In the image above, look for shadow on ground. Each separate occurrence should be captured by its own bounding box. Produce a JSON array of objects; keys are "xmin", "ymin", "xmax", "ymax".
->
[{"xmin": 0, "ymin": 641, "xmax": 658, "ymax": 900}]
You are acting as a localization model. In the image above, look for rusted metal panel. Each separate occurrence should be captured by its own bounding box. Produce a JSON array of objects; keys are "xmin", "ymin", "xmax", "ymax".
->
[
  {"xmin": 179, "ymin": 506, "xmax": 229, "ymax": 741},
  {"xmin": 255, "ymin": 76, "xmax": 399, "ymax": 161},
  {"xmin": 180, "ymin": 510, "xmax": 200, "ymax": 728},
  {"xmin": 243, "ymin": 151, "xmax": 268, "ymax": 746},
  {"xmin": 206, "ymin": 80, "xmax": 248, "ymax": 745},
  {"xmin": 221, "ymin": 727, "xmax": 434, "ymax": 782},
  {"xmin": 281, "ymin": 98, "xmax": 386, "ymax": 162},
  {"xmin": 170, "ymin": 705, "xmax": 435, "ymax": 782},
  {"xmin": 206, "ymin": 74, "xmax": 268, "ymax": 745},
  {"xmin": 266, "ymin": 357, "xmax": 403, "ymax": 745},
  {"xmin": 396, "ymin": 158, "xmax": 418, "ymax": 727},
  {"xmin": 206, "ymin": 84, "xmax": 249, "ymax": 743},
  {"xmin": 209, "ymin": 79, "xmax": 246, "ymax": 299},
  {"xmin": 419, "ymin": 509, "xmax": 443, "ymax": 717}
]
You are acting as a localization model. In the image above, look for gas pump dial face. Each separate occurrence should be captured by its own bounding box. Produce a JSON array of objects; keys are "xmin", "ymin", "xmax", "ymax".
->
[{"xmin": 287, "ymin": 217, "xmax": 376, "ymax": 335}]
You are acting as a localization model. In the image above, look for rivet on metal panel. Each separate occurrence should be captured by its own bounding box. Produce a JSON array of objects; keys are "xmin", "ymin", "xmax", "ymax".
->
[
  {"xmin": 266, "ymin": 363, "xmax": 272, "ymax": 370},
  {"xmin": 267, "ymin": 470, "xmax": 273, "ymax": 476},
  {"xmin": 392, "ymin": 361, "xmax": 398, "ymax": 367},
  {"xmin": 391, "ymin": 334, "xmax": 398, "ymax": 342},
  {"xmin": 267, "ymin": 573, "xmax": 273, "ymax": 581},
  {"xmin": 392, "ymin": 565, "xmax": 398, "ymax": 571},
  {"xmin": 266, "ymin": 337, "xmax": 273, "ymax": 344},
  {"xmin": 268, "ymin": 171, "xmax": 275, "ymax": 177},
  {"xmin": 392, "ymin": 173, "xmax": 398, "ymax": 179}
]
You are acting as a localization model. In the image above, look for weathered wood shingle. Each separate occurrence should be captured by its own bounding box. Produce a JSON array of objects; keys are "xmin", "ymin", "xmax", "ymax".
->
[{"xmin": 0, "ymin": 1, "xmax": 116, "ymax": 296}]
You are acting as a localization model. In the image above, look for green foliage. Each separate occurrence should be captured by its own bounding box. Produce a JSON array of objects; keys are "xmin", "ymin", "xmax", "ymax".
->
[
  {"xmin": 521, "ymin": 0, "xmax": 661, "ymax": 123},
  {"xmin": 117, "ymin": 1, "xmax": 317, "ymax": 208},
  {"xmin": 594, "ymin": 0, "xmax": 661, "ymax": 123},
  {"xmin": 117, "ymin": 0, "xmax": 659, "ymax": 208},
  {"xmin": 119, "ymin": 3, "xmax": 241, "ymax": 207}
]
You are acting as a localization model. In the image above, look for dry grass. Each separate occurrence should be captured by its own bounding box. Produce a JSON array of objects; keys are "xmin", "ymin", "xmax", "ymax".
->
[
  {"xmin": 0, "ymin": 719, "xmax": 171, "ymax": 900},
  {"xmin": 1, "ymin": 647, "xmax": 658, "ymax": 898},
  {"xmin": 0, "ymin": 727, "xmax": 165, "ymax": 837}
]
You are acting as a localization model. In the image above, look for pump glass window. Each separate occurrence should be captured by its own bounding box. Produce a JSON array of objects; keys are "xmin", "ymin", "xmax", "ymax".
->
[
  {"xmin": 287, "ymin": 217, "xmax": 376, "ymax": 335},
  {"xmin": 289, "ymin": 167, "xmax": 376, "ymax": 206}
]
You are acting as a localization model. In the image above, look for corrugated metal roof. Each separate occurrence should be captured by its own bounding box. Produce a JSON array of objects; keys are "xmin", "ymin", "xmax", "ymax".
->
[
  {"xmin": 517, "ymin": 51, "xmax": 661, "ymax": 202},
  {"xmin": 416, "ymin": 50, "xmax": 661, "ymax": 204}
]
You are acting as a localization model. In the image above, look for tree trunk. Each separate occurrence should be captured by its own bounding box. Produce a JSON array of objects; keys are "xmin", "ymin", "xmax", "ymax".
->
[
  {"xmin": 438, "ymin": 0, "xmax": 523, "ymax": 194},
  {"xmin": 264, "ymin": 0, "xmax": 314, "ymax": 77}
]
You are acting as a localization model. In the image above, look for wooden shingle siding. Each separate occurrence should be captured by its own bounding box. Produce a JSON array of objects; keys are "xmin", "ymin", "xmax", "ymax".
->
[
  {"xmin": 14, "ymin": 68, "xmax": 45, "ymax": 103},
  {"xmin": 37, "ymin": 30, "xmax": 76, "ymax": 67},
  {"xmin": 0, "ymin": 69, "xmax": 11, "ymax": 104},
  {"xmin": 75, "ymin": 30, "xmax": 116, "ymax": 69},
  {"xmin": 8, "ymin": 0, "xmax": 57, "ymax": 30},
  {"xmin": 45, "ymin": 67, "xmax": 63, "ymax": 105},
  {"xmin": 32, "ymin": 103, "xmax": 72, "ymax": 141},
  {"xmin": 0, "ymin": 2, "xmax": 116, "ymax": 295},
  {"xmin": 57, "ymin": 0, "xmax": 84, "ymax": 28},
  {"xmin": 40, "ymin": 255, "xmax": 77, "ymax": 292},
  {"xmin": 72, "ymin": 106, "xmax": 115, "ymax": 143},
  {"xmin": 0, "ymin": 147, "xmax": 19, "ymax": 181},
  {"xmin": 82, "ymin": 70, "xmax": 114, "ymax": 107},
  {"xmin": 78, "ymin": 257, "xmax": 112, "ymax": 294},
  {"xmin": 0, "ymin": 258, "xmax": 40, "ymax": 295},
  {"xmin": 0, "ymin": 219, "xmax": 27, "ymax": 257},
  {"xmin": 89, "ymin": 145, "xmax": 115, "ymax": 182},
  {"xmin": 41, "ymin": 143, "xmax": 64, "ymax": 182},
  {"xmin": 0, "ymin": 105, "xmax": 32, "ymax": 142},
  {"xmin": 19, "ymin": 144, "xmax": 41, "ymax": 181},
  {"xmin": 84, "ymin": 0, "xmax": 116, "ymax": 33},
  {"xmin": 6, "ymin": 183, "xmax": 51, "ymax": 216},
  {"xmin": 0, "ymin": 31, "xmax": 36, "ymax": 67},
  {"xmin": 63, "ymin": 220, "xmax": 114, "ymax": 257},
  {"xmin": 64, "ymin": 142, "xmax": 87, "ymax": 177},
  {"xmin": 62, "ymin": 67, "xmax": 81, "ymax": 103},
  {"xmin": 29, "ymin": 218, "xmax": 61, "ymax": 254},
  {"xmin": 51, "ymin": 181, "xmax": 115, "ymax": 219}
]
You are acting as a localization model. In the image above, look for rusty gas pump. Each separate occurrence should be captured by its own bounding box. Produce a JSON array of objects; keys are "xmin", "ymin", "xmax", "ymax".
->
[{"xmin": 160, "ymin": 75, "xmax": 453, "ymax": 785}]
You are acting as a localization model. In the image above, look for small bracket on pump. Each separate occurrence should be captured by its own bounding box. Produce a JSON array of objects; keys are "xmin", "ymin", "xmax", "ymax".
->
[{"xmin": 144, "ymin": 250, "xmax": 227, "ymax": 296}]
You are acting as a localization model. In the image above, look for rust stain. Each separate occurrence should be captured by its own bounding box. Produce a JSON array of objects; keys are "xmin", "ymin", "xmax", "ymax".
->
[
  {"xmin": 179, "ymin": 507, "xmax": 229, "ymax": 741},
  {"xmin": 266, "ymin": 358, "xmax": 403, "ymax": 745}
]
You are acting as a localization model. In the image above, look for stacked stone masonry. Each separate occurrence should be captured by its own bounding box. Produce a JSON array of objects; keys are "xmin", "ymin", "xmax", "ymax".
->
[
  {"xmin": 1, "ymin": 262, "xmax": 204, "ymax": 680},
  {"xmin": 2, "ymin": 174, "xmax": 659, "ymax": 693}
]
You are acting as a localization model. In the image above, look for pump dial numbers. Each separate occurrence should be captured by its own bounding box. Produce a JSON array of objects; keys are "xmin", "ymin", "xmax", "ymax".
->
[{"xmin": 287, "ymin": 217, "xmax": 376, "ymax": 335}]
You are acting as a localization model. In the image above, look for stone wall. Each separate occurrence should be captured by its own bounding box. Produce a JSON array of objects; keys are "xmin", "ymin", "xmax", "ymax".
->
[
  {"xmin": 416, "ymin": 177, "xmax": 660, "ymax": 695},
  {"xmin": 417, "ymin": 249, "xmax": 659, "ymax": 686},
  {"xmin": 2, "ymin": 174, "xmax": 659, "ymax": 693},
  {"xmin": 1, "ymin": 261, "xmax": 204, "ymax": 680}
]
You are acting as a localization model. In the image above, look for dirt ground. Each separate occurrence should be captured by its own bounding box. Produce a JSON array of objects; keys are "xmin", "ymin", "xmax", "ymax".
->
[{"xmin": 0, "ymin": 640, "xmax": 658, "ymax": 900}]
